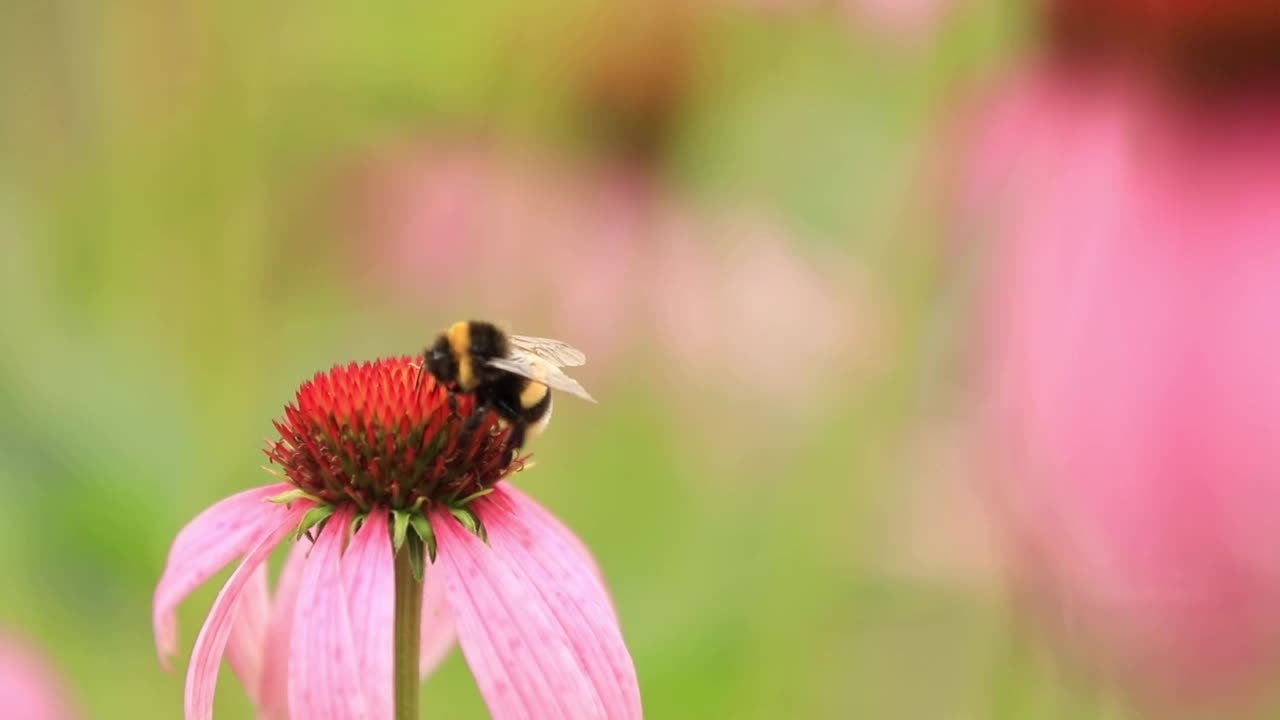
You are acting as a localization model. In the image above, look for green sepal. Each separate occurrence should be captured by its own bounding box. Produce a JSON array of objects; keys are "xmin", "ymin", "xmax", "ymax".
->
[
  {"xmin": 348, "ymin": 512, "xmax": 366, "ymax": 540},
  {"xmin": 295, "ymin": 505, "xmax": 335, "ymax": 541},
  {"xmin": 407, "ymin": 533, "xmax": 425, "ymax": 583},
  {"xmin": 391, "ymin": 509, "xmax": 410, "ymax": 553},
  {"xmin": 409, "ymin": 514, "xmax": 438, "ymax": 564},
  {"xmin": 449, "ymin": 506, "xmax": 488, "ymax": 544},
  {"xmin": 267, "ymin": 488, "xmax": 317, "ymax": 506},
  {"xmin": 453, "ymin": 487, "xmax": 494, "ymax": 506}
]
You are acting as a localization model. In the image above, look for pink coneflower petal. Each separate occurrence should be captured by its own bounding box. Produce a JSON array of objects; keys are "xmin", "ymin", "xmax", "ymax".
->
[
  {"xmin": 153, "ymin": 482, "xmax": 295, "ymax": 670},
  {"xmin": 483, "ymin": 490, "xmax": 641, "ymax": 716},
  {"xmin": 343, "ymin": 508, "xmax": 395, "ymax": 719},
  {"xmin": 433, "ymin": 488, "xmax": 641, "ymax": 720},
  {"xmin": 258, "ymin": 539, "xmax": 309, "ymax": 720},
  {"xmin": 969, "ymin": 65, "xmax": 1280, "ymax": 703},
  {"xmin": 412, "ymin": 481, "xmax": 596, "ymax": 676},
  {"xmin": 432, "ymin": 514, "xmax": 601, "ymax": 718},
  {"xmin": 184, "ymin": 501, "xmax": 313, "ymax": 720},
  {"xmin": 420, "ymin": 568, "xmax": 457, "ymax": 678},
  {"xmin": 225, "ymin": 562, "xmax": 270, "ymax": 704},
  {"xmin": 497, "ymin": 482, "xmax": 610, "ymax": 596},
  {"xmin": 288, "ymin": 505, "xmax": 369, "ymax": 719}
]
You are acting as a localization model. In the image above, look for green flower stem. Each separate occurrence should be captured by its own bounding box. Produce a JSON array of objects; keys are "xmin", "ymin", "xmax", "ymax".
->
[{"xmin": 394, "ymin": 541, "xmax": 423, "ymax": 720}]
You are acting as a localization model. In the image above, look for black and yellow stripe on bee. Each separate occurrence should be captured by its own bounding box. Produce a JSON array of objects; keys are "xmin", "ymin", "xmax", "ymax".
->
[
  {"xmin": 434, "ymin": 320, "xmax": 552, "ymax": 451},
  {"xmin": 517, "ymin": 363, "xmax": 549, "ymax": 409},
  {"xmin": 516, "ymin": 377, "xmax": 550, "ymax": 421},
  {"xmin": 494, "ymin": 372, "xmax": 551, "ymax": 452},
  {"xmin": 445, "ymin": 320, "xmax": 476, "ymax": 391}
]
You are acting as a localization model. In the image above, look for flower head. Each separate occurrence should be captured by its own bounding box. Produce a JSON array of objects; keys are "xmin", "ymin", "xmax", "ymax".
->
[
  {"xmin": 264, "ymin": 358, "xmax": 515, "ymax": 511},
  {"xmin": 964, "ymin": 57, "xmax": 1280, "ymax": 714},
  {"xmin": 1049, "ymin": 0, "xmax": 1280, "ymax": 76},
  {"xmin": 154, "ymin": 357, "xmax": 641, "ymax": 719},
  {"xmin": 567, "ymin": 0, "xmax": 698, "ymax": 162}
]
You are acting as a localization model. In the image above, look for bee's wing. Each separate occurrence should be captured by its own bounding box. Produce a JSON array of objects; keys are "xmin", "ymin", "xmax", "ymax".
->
[
  {"xmin": 507, "ymin": 334, "xmax": 587, "ymax": 367},
  {"xmin": 485, "ymin": 355, "xmax": 597, "ymax": 403}
]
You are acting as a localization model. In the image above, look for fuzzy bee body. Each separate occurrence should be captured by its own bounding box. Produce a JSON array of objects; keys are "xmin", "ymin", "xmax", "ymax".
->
[{"xmin": 424, "ymin": 320, "xmax": 593, "ymax": 457}]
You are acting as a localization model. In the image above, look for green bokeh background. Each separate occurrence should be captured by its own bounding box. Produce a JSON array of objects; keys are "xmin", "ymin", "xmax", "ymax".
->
[{"xmin": 0, "ymin": 1, "xmax": 1124, "ymax": 718}]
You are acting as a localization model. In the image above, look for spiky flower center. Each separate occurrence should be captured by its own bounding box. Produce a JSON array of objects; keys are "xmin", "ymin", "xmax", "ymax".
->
[{"xmin": 264, "ymin": 357, "xmax": 519, "ymax": 513}]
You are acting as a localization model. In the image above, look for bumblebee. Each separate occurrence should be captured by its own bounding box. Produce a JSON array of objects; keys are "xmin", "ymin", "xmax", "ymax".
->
[{"xmin": 422, "ymin": 320, "xmax": 595, "ymax": 456}]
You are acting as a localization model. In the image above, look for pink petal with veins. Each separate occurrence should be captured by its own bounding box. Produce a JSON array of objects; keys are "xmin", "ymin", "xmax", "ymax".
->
[
  {"xmin": 495, "ymin": 482, "xmax": 609, "ymax": 590},
  {"xmin": 153, "ymin": 483, "xmax": 294, "ymax": 671},
  {"xmin": 288, "ymin": 506, "xmax": 369, "ymax": 719},
  {"xmin": 483, "ymin": 490, "xmax": 641, "ymax": 716},
  {"xmin": 343, "ymin": 509, "xmax": 395, "ymax": 719},
  {"xmin": 258, "ymin": 539, "xmax": 310, "ymax": 720},
  {"xmin": 183, "ymin": 501, "xmax": 311, "ymax": 720},
  {"xmin": 433, "ymin": 488, "xmax": 641, "ymax": 719},
  {"xmin": 225, "ymin": 561, "xmax": 269, "ymax": 704},
  {"xmin": 420, "ymin": 565, "xmax": 457, "ymax": 679}
]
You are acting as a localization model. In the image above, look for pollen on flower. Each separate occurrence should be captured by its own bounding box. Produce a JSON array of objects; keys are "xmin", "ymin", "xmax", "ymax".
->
[{"xmin": 264, "ymin": 356, "xmax": 519, "ymax": 511}]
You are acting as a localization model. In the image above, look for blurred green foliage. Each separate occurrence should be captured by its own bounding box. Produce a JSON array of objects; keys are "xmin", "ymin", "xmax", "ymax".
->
[{"xmin": 0, "ymin": 1, "xmax": 1128, "ymax": 718}]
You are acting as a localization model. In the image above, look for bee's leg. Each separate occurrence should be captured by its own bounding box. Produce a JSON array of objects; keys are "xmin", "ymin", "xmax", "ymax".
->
[
  {"xmin": 461, "ymin": 402, "xmax": 489, "ymax": 435},
  {"xmin": 504, "ymin": 421, "xmax": 528, "ymax": 465},
  {"xmin": 412, "ymin": 353, "xmax": 430, "ymax": 399},
  {"xmin": 447, "ymin": 391, "xmax": 459, "ymax": 418}
]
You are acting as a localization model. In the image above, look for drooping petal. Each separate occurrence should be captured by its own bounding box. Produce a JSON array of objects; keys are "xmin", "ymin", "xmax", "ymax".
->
[
  {"xmin": 288, "ymin": 506, "xmax": 369, "ymax": 719},
  {"xmin": 491, "ymin": 481, "xmax": 619, "ymax": 636},
  {"xmin": 420, "ymin": 567, "xmax": 456, "ymax": 679},
  {"xmin": 433, "ymin": 489, "xmax": 641, "ymax": 720},
  {"xmin": 483, "ymin": 489, "xmax": 642, "ymax": 717},
  {"xmin": 258, "ymin": 538, "xmax": 310, "ymax": 720},
  {"xmin": 495, "ymin": 482, "xmax": 608, "ymax": 588},
  {"xmin": 225, "ymin": 561, "xmax": 269, "ymax": 704},
  {"xmin": 343, "ymin": 509, "xmax": 394, "ymax": 720},
  {"xmin": 184, "ymin": 501, "xmax": 312, "ymax": 720},
  {"xmin": 154, "ymin": 483, "xmax": 294, "ymax": 670},
  {"xmin": 433, "ymin": 510, "xmax": 598, "ymax": 719}
]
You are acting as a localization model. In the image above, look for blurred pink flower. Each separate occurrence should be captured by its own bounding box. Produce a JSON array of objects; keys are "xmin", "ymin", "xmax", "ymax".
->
[
  {"xmin": 648, "ymin": 214, "xmax": 869, "ymax": 408},
  {"xmin": 879, "ymin": 413, "xmax": 1003, "ymax": 591},
  {"xmin": 356, "ymin": 140, "xmax": 875, "ymax": 412},
  {"xmin": 736, "ymin": 0, "xmax": 956, "ymax": 42},
  {"xmin": 357, "ymin": 143, "xmax": 646, "ymax": 368},
  {"xmin": 969, "ymin": 62, "xmax": 1280, "ymax": 708},
  {"xmin": 0, "ymin": 632, "xmax": 77, "ymax": 720},
  {"xmin": 842, "ymin": 0, "xmax": 955, "ymax": 40},
  {"xmin": 154, "ymin": 358, "xmax": 640, "ymax": 719}
]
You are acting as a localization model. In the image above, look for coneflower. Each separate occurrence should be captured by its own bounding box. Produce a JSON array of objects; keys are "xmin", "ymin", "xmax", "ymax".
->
[
  {"xmin": 153, "ymin": 356, "xmax": 641, "ymax": 719},
  {"xmin": 963, "ymin": 0, "xmax": 1280, "ymax": 711}
]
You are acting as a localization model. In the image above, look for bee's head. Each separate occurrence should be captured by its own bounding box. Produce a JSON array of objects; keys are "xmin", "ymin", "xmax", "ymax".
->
[{"xmin": 425, "ymin": 335, "xmax": 458, "ymax": 387}]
